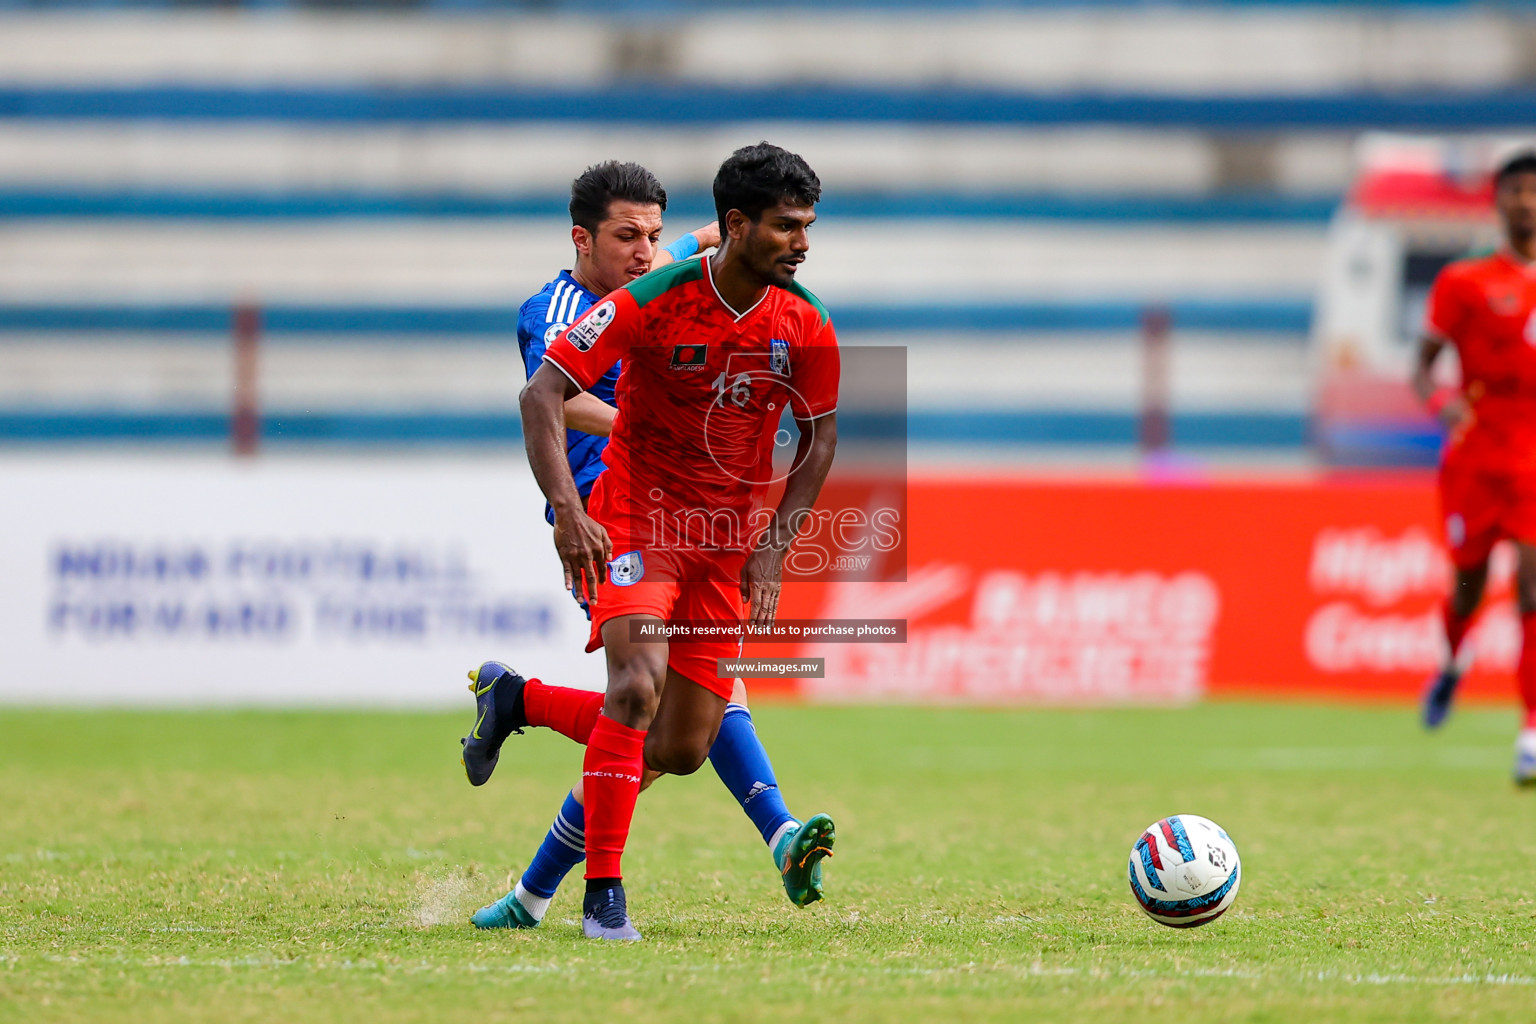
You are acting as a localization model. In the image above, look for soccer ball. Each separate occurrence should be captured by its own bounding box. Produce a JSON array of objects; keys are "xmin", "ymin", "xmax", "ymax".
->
[{"xmin": 1128, "ymin": 814, "xmax": 1241, "ymax": 928}]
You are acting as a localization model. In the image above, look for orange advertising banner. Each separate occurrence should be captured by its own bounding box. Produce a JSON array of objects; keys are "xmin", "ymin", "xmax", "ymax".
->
[{"xmin": 767, "ymin": 474, "xmax": 1521, "ymax": 704}]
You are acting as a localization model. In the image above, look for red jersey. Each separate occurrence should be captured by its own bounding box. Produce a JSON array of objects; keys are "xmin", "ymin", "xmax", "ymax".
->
[
  {"xmin": 543, "ymin": 257, "xmax": 839, "ymax": 553},
  {"xmin": 1426, "ymin": 250, "xmax": 1536, "ymax": 474}
]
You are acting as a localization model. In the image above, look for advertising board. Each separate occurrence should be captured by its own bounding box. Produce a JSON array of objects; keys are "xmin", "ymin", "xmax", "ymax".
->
[
  {"xmin": 2, "ymin": 459, "xmax": 1505, "ymax": 707},
  {"xmin": 777, "ymin": 474, "xmax": 1515, "ymax": 705},
  {"xmin": 0, "ymin": 456, "xmax": 603, "ymax": 705}
]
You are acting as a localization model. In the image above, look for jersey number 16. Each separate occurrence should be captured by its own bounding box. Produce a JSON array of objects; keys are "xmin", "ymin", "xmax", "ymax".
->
[{"xmin": 712, "ymin": 371, "xmax": 753, "ymax": 408}]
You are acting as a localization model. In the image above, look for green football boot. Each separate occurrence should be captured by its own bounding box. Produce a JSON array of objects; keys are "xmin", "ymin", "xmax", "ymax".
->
[
  {"xmin": 773, "ymin": 813, "xmax": 836, "ymax": 908},
  {"xmin": 471, "ymin": 888, "xmax": 541, "ymax": 929}
]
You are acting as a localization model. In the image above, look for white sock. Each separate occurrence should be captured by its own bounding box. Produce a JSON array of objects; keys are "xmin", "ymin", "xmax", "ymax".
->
[
  {"xmin": 767, "ymin": 820, "xmax": 799, "ymax": 855},
  {"xmin": 514, "ymin": 879, "xmax": 551, "ymax": 922}
]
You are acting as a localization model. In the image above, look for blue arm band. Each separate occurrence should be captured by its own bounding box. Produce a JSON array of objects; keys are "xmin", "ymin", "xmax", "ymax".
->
[{"xmin": 662, "ymin": 233, "xmax": 701, "ymax": 262}]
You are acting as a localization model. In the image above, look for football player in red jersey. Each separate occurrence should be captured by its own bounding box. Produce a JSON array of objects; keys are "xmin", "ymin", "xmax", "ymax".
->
[
  {"xmin": 1415, "ymin": 150, "xmax": 1536, "ymax": 783},
  {"xmin": 466, "ymin": 161, "xmax": 837, "ymax": 935},
  {"xmin": 511, "ymin": 143, "xmax": 840, "ymax": 938}
]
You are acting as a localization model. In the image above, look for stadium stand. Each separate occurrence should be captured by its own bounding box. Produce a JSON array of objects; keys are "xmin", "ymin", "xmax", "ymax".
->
[{"xmin": 1, "ymin": 3, "xmax": 1533, "ymax": 453}]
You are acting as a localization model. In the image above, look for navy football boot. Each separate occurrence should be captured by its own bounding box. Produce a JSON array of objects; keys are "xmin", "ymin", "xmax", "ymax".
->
[
  {"xmin": 460, "ymin": 660, "xmax": 529, "ymax": 786},
  {"xmin": 1421, "ymin": 664, "xmax": 1463, "ymax": 730},
  {"xmin": 582, "ymin": 884, "xmax": 642, "ymax": 941}
]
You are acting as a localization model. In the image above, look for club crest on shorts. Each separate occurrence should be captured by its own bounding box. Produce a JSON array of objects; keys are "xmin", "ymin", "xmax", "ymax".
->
[
  {"xmin": 607, "ymin": 550, "xmax": 644, "ymax": 586},
  {"xmin": 566, "ymin": 300, "xmax": 616, "ymax": 352},
  {"xmin": 769, "ymin": 338, "xmax": 790, "ymax": 375},
  {"xmin": 1446, "ymin": 513, "xmax": 1466, "ymax": 549}
]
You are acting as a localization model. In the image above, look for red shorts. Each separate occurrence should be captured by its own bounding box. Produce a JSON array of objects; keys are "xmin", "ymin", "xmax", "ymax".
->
[
  {"xmin": 1439, "ymin": 457, "xmax": 1536, "ymax": 568},
  {"xmin": 583, "ymin": 538, "xmax": 746, "ymax": 700}
]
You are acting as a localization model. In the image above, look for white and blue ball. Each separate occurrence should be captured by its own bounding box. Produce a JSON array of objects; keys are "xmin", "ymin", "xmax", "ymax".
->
[{"xmin": 1128, "ymin": 814, "xmax": 1240, "ymax": 928}]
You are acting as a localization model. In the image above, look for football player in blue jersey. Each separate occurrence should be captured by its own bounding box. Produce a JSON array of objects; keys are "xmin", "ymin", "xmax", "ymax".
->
[
  {"xmin": 466, "ymin": 160, "xmax": 834, "ymax": 934},
  {"xmin": 513, "ymin": 161, "xmax": 698, "ymax": 522}
]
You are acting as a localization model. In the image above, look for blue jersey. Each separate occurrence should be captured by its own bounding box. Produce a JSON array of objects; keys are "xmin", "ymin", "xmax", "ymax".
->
[{"xmin": 517, "ymin": 270, "xmax": 621, "ymax": 522}]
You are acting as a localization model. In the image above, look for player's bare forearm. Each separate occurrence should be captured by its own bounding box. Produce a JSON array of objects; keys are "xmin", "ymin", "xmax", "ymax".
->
[
  {"xmin": 1412, "ymin": 335, "xmax": 1472, "ymax": 429},
  {"xmin": 564, "ymin": 391, "xmax": 617, "ymax": 436},
  {"xmin": 1412, "ymin": 336, "xmax": 1446, "ymax": 405},
  {"xmin": 520, "ymin": 363, "xmax": 612, "ymax": 599},
  {"xmin": 520, "ymin": 364, "xmax": 583, "ymax": 513},
  {"xmin": 740, "ymin": 414, "xmax": 838, "ymax": 624},
  {"xmin": 765, "ymin": 414, "xmax": 839, "ymax": 548}
]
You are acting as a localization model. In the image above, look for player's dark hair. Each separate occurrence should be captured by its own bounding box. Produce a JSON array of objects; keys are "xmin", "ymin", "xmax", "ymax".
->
[
  {"xmin": 1495, "ymin": 150, "xmax": 1536, "ymax": 186},
  {"xmin": 569, "ymin": 161, "xmax": 668, "ymax": 236},
  {"xmin": 712, "ymin": 142, "xmax": 821, "ymax": 226}
]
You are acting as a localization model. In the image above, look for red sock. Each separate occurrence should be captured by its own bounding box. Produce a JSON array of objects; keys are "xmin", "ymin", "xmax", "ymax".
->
[
  {"xmin": 1520, "ymin": 613, "xmax": 1536, "ymax": 730},
  {"xmin": 522, "ymin": 680, "xmax": 604, "ymax": 744},
  {"xmin": 582, "ymin": 714, "xmax": 646, "ymax": 880},
  {"xmin": 1444, "ymin": 604, "xmax": 1473, "ymax": 661}
]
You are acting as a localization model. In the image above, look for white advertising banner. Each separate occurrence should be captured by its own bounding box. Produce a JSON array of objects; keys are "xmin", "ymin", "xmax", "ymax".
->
[{"xmin": 0, "ymin": 455, "xmax": 604, "ymax": 705}]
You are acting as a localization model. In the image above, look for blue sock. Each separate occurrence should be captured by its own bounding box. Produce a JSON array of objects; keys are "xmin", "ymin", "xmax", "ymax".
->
[
  {"xmin": 709, "ymin": 703, "xmax": 797, "ymax": 845},
  {"xmin": 520, "ymin": 790, "xmax": 585, "ymax": 899}
]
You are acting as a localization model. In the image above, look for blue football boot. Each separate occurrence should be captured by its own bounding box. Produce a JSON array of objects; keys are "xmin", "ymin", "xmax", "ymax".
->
[
  {"xmin": 1421, "ymin": 664, "xmax": 1463, "ymax": 730},
  {"xmin": 471, "ymin": 888, "xmax": 541, "ymax": 929},
  {"xmin": 460, "ymin": 660, "xmax": 529, "ymax": 787},
  {"xmin": 582, "ymin": 884, "xmax": 642, "ymax": 941}
]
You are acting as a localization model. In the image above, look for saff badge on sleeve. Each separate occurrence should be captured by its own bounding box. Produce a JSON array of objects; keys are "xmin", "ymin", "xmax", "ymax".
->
[{"xmin": 566, "ymin": 300, "xmax": 616, "ymax": 352}]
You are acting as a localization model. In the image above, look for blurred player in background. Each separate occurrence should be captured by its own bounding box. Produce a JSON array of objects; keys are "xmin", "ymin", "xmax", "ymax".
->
[
  {"xmin": 464, "ymin": 159, "xmax": 835, "ymax": 936},
  {"xmin": 504, "ymin": 143, "xmax": 841, "ymax": 939},
  {"xmin": 1415, "ymin": 150, "xmax": 1536, "ymax": 783}
]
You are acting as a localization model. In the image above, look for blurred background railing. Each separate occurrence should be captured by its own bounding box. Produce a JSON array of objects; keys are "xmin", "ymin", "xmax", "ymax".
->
[{"xmin": 13, "ymin": 0, "xmax": 1535, "ymax": 461}]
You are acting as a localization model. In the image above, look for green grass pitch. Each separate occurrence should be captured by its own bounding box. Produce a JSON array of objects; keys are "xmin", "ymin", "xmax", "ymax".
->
[{"xmin": 4, "ymin": 702, "xmax": 1536, "ymax": 1023}]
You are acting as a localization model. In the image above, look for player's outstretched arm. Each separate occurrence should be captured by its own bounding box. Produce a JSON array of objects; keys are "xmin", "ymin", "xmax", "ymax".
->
[
  {"xmin": 520, "ymin": 363, "xmax": 613, "ymax": 603},
  {"xmin": 741, "ymin": 412, "xmax": 839, "ymax": 626},
  {"xmin": 651, "ymin": 221, "xmax": 723, "ymax": 270}
]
